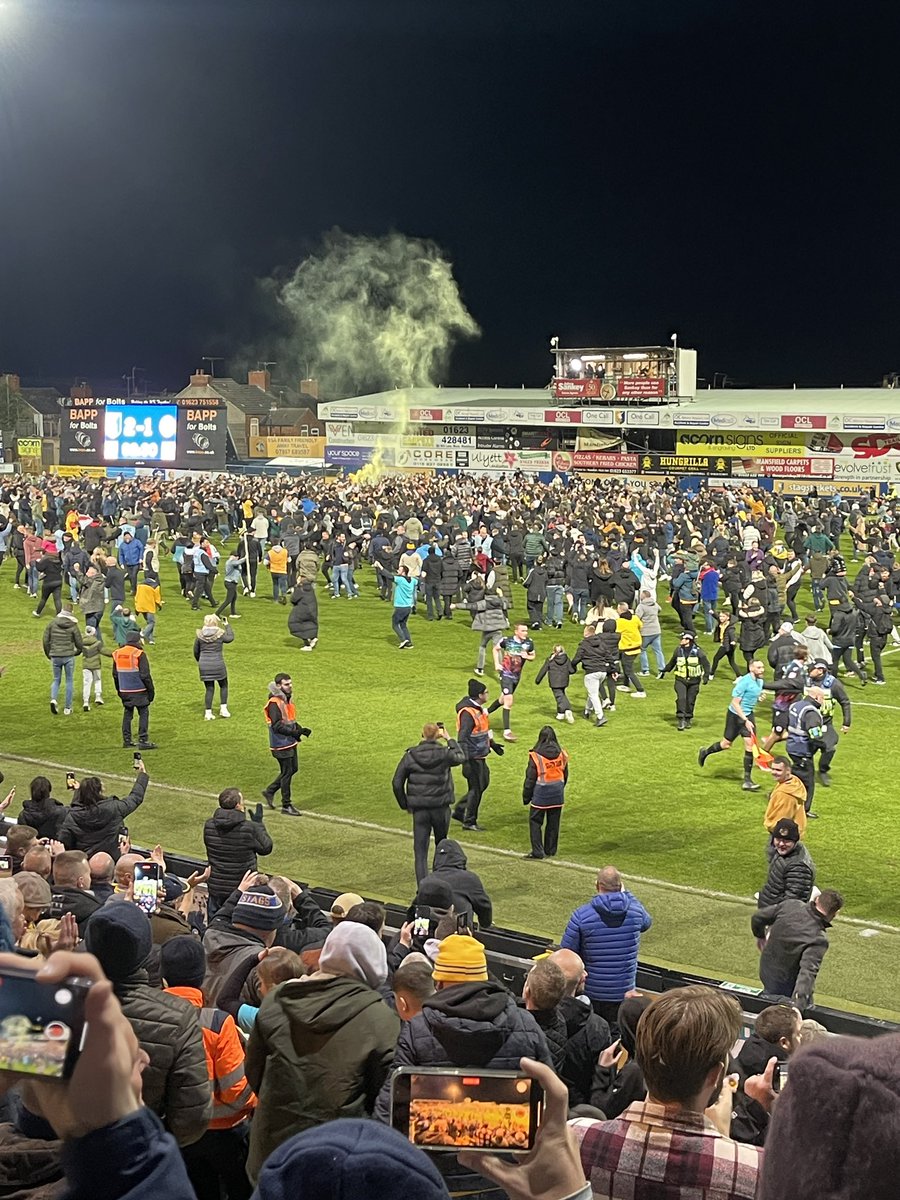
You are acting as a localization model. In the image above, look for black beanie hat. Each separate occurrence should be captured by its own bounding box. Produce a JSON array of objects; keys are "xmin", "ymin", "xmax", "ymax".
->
[
  {"xmin": 160, "ymin": 934, "xmax": 206, "ymax": 988},
  {"xmin": 773, "ymin": 818, "xmax": 800, "ymax": 842},
  {"xmin": 467, "ymin": 678, "xmax": 486, "ymax": 699}
]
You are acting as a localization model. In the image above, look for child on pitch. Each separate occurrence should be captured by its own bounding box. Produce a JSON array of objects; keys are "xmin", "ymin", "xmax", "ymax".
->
[{"xmin": 534, "ymin": 643, "xmax": 576, "ymax": 723}]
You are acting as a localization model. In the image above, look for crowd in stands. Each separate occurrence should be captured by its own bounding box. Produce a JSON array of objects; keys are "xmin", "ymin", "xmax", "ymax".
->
[{"xmin": 1, "ymin": 471, "xmax": 899, "ymax": 1197}]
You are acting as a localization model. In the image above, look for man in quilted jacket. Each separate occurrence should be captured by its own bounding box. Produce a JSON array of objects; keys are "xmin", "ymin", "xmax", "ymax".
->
[{"xmin": 560, "ymin": 866, "xmax": 652, "ymax": 1031}]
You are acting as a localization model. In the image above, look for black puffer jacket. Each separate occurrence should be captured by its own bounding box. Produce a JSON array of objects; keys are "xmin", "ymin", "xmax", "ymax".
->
[
  {"xmin": 529, "ymin": 1005, "xmax": 568, "ymax": 1073},
  {"xmin": 557, "ymin": 996, "xmax": 612, "ymax": 1107},
  {"xmin": 287, "ymin": 581, "xmax": 318, "ymax": 640},
  {"xmin": 423, "ymin": 838, "xmax": 493, "ymax": 927},
  {"xmin": 115, "ymin": 970, "xmax": 211, "ymax": 1146},
  {"xmin": 391, "ymin": 738, "xmax": 465, "ymax": 813},
  {"xmin": 18, "ymin": 796, "xmax": 67, "ymax": 841},
  {"xmin": 58, "ymin": 773, "xmax": 148, "ymax": 859},
  {"xmin": 440, "ymin": 552, "xmax": 461, "ymax": 597},
  {"xmin": 203, "ymin": 807, "xmax": 274, "ymax": 901},
  {"xmin": 758, "ymin": 843, "xmax": 816, "ymax": 908},
  {"xmin": 573, "ymin": 624, "xmax": 620, "ymax": 674},
  {"xmin": 375, "ymin": 981, "xmax": 552, "ymax": 1194},
  {"xmin": 535, "ymin": 650, "xmax": 575, "ymax": 690}
]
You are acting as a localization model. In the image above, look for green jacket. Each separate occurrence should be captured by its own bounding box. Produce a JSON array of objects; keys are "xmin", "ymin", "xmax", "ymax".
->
[
  {"xmin": 245, "ymin": 975, "xmax": 399, "ymax": 1181},
  {"xmin": 82, "ymin": 632, "xmax": 112, "ymax": 671},
  {"xmin": 42, "ymin": 612, "xmax": 83, "ymax": 659}
]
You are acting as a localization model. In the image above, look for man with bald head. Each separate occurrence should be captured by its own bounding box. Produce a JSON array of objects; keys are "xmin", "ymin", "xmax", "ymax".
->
[
  {"xmin": 560, "ymin": 865, "xmax": 651, "ymax": 1030},
  {"xmin": 21, "ymin": 846, "xmax": 53, "ymax": 880},
  {"xmin": 50, "ymin": 849, "xmax": 101, "ymax": 934},
  {"xmin": 89, "ymin": 851, "xmax": 116, "ymax": 902},
  {"xmin": 114, "ymin": 852, "xmax": 143, "ymax": 894},
  {"xmin": 549, "ymin": 947, "xmax": 612, "ymax": 1106}
]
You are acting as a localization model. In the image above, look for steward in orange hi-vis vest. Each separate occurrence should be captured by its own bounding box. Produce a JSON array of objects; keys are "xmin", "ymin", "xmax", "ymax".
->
[
  {"xmin": 112, "ymin": 630, "xmax": 156, "ymax": 748},
  {"xmin": 522, "ymin": 727, "xmax": 569, "ymax": 860}
]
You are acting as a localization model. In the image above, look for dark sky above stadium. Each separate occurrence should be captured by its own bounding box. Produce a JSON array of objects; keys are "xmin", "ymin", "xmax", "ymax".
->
[{"xmin": 0, "ymin": 0, "xmax": 896, "ymax": 392}]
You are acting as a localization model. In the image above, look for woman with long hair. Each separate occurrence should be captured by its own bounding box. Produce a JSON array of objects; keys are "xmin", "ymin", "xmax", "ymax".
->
[{"xmin": 522, "ymin": 725, "xmax": 569, "ymax": 860}]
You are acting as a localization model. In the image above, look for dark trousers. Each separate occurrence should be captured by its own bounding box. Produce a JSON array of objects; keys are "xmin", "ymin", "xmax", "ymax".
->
[
  {"xmin": 674, "ymin": 678, "xmax": 701, "ymax": 719},
  {"xmin": 619, "ymin": 652, "xmax": 641, "ymax": 690},
  {"xmin": 216, "ymin": 581, "xmax": 238, "ymax": 616},
  {"xmin": 789, "ymin": 753, "xmax": 815, "ymax": 813},
  {"xmin": 527, "ymin": 599, "xmax": 545, "ymax": 626},
  {"xmin": 424, "ymin": 584, "xmax": 441, "ymax": 619},
  {"xmin": 204, "ymin": 677, "xmax": 228, "ymax": 708},
  {"xmin": 412, "ymin": 807, "xmax": 451, "ymax": 882},
  {"xmin": 509, "ymin": 554, "xmax": 525, "ymax": 582},
  {"xmin": 181, "ymin": 1124, "xmax": 252, "ymax": 1200},
  {"xmin": 267, "ymin": 749, "xmax": 298, "ymax": 807},
  {"xmin": 711, "ymin": 645, "xmax": 739, "ymax": 677},
  {"xmin": 529, "ymin": 806, "xmax": 561, "ymax": 857},
  {"xmin": 122, "ymin": 702, "xmax": 149, "ymax": 744},
  {"xmin": 679, "ymin": 603, "xmax": 696, "ymax": 633},
  {"xmin": 35, "ymin": 584, "xmax": 62, "ymax": 615},
  {"xmin": 192, "ymin": 574, "xmax": 215, "ymax": 608},
  {"xmin": 125, "ymin": 563, "xmax": 139, "ymax": 593},
  {"xmin": 454, "ymin": 757, "xmax": 490, "ymax": 825},
  {"xmin": 551, "ymin": 686, "xmax": 571, "ymax": 713},
  {"xmin": 392, "ymin": 606, "xmax": 412, "ymax": 644}
]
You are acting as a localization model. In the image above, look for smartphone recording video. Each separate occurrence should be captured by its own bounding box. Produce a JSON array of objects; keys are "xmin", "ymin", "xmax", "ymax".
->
[
  {"xmin": 0, "ymin": 967, "xmax": 90, "ymax": 1080},
  {"xmin": 412, "ymin": 905, "xmax": 431, "ymax": 940},
  {"xmin": 133, "ymin": 861, "xmax": 162, "ymax": 915},
  {"xmin": 391, "ymin": 1068, "xmax": 543, "ymax": 1152},
  {"xmin": 0, "ymin": 857, "xmax": 11, "ymax": 879}
]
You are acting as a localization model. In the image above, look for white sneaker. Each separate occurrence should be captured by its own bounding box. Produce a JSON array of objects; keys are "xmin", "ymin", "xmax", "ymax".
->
[
  {"xmin": 616, "ymin": 685, "xmax": 630, "ymax": 692},
  {"xmin": 631, "ymin": 691, "xmax": 647, "ymax": 698},
  {"xmin": 309, "ymin": 638, "xmax": 318, "ymax": 649},
  {"xmin": 249, "ymin": 591, "xmax": 256, "ymax": 598},
  {"xmin": 219, "ymin": 705, "xmax": 231, "ymax": 718},
  {"xmin": 565, "ymin": 710, "xmax": 575, "ymax": 723},
  {"xmin": 301, "ymin": 645, "xmax": 313, "ymax": 651},
  {"xmin": 63, "ymin": 708, "xmax": 72, "ymax": 716},
  {"xmin": 204, "ymin": 710, "xmax": 215, "ymax": 720},
  {"xmin": 95, "ymin": 698, "xmax": 104, "ymax": 705},
  {"xmin": 555, "ymin": 712, "xmax": 565, "ymax": 720}
]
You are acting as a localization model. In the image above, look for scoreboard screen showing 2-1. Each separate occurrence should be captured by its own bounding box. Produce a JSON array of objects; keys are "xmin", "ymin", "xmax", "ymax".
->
[
  {"xmin": 61, "ymin": 399, "xmax": 227, "ymax": 471},
  {"xmin": 103, "ymin": 405, "xmax": 179, "ymax": 462}
]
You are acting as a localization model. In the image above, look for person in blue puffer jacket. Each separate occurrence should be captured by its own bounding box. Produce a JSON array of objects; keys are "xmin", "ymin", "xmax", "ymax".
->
[{"xmin": 560, "ymin": 865, "xmax": 652, "ymax": 1031}]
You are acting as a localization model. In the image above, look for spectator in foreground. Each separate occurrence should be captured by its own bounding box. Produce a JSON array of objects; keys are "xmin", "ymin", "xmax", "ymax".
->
[
  {"xmin": 58, "ymin": 761, "xmax": 149, "ymax": 858},
  {"xmin": 731, "ymin": 1002, "xmax": 801, "ymax": 1146},
  {"xmin": 375, "ymin": 933, "xmax": 553, "ymax": 1197},
  {"xmin": 560, "ymin": 866, "xmax": 652, "ymax": 1029},
  {"xmin": 589, "ymin": 994, "xmax": 651, "ymax": 1119},
  {"xmin": 419, "ymin": 837, "xmax": 493, "ymax": 927},
  {"xmin": 203, "ymin": 787, "xmax": 274, "ymax": 920},
  {"xmin": 84, "ymin": 900, "xmax": 212, "ymax": 1146},
  {"xmin": 245, "ymin": 920, "xmax": 400, "ymax": 1181},
  {"xmin": 161, "ymin": 936, "xmax": 256, "ymax": 1200},
  {"xmin": 522, "ymin": 958, "xmax": 569, "ymax": 1072},
  {"xmin": 573, "ymin": 986, "xmax": 766, "ymax": 1199},
  {"xmin": 203, "ymin": 877, "xmax": 285, "ymax": 1008},
  {"xmin": 751, "ymin": 889, "xmax": 844, "ymax": 1010},
  {"xmin": 547, "ymin": 948, "xmax": 612, "ymax": 1108},
  {"xmin": 760, "ymin": 1030, "xmax": 900, "ymax": 1200}
]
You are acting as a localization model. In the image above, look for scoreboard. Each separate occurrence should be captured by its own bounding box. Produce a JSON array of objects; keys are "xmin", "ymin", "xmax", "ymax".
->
[{"xmin": 61, "ymin": 398, "xmax": 227, "ymax": 471}]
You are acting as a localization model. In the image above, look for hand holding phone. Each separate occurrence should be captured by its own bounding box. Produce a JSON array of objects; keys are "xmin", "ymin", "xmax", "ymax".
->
[
  {"xmin": 0, "ymin": 960, "xmax": 91, "ymax": 1081},
  {"xmin": 0, "ymin": 856, "xmax": 12, "ymax": 878},
  {"xmin": 132, "ymin": 862, "xmax": 162, "ymax": 915},
  {"xmin": 65, "ymin": 773, "xmax": 77, "ymax": 790},
  {"xmin": 412, "ymin": 905, "xmax": 431, "ymax": 940}
]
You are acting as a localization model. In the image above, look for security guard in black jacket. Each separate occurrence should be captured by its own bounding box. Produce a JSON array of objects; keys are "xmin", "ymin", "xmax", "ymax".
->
[
  {"xmin": 659, "ymin": 631, "xmax": 710, "ymax": 730},
  {"xmin": 785, "ymin": 686, "xmax": 827, "ymax": 818}
]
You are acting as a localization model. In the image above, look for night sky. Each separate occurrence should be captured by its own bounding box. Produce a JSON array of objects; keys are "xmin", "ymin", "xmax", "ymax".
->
[{"xmin": 0, "ymin": 0, "xmax": 897, "ymax": 392}]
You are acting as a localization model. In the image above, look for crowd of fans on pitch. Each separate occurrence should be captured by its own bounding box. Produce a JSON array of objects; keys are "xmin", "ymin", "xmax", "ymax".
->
[
  {"xmin": 0, "ymin": 757, "xmax": 892, "ymax": 1200},
  {"xmin": 1, "ymin": 470, "xmax": 899, "ymax": 1199}
]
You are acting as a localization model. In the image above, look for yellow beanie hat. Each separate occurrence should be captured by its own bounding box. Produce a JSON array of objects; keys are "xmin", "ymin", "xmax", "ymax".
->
[{"xmin": 433, "ymin": 934, "xmax": 488, "ymax": 984}]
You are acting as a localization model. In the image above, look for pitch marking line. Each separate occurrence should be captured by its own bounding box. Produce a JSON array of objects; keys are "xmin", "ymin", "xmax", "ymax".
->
[{"xmin": 2, "ymin": 750, "xmax": 899, "ymax": 937}]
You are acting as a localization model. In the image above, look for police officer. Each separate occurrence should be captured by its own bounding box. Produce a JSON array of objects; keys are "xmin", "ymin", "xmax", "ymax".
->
[
  {"xmin": 451, "ymin": 678, "xmax": 504, "ymax": 831},
  {"xmin": 806, "ymin": 659, "xmax": 852, "ymax": 789},
  {"xmin": 262, "ymin": 672, "xmax": 311, "ymax": 816},
  {"xmin": 659, "ymin": 630, "xmax": 710, "ymax": 731},
  {"xmin": 785, "ymin": 685, "xmax": 827, "ymax": 819}
]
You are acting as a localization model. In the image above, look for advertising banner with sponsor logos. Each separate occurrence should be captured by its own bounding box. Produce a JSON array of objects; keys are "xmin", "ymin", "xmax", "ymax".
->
[
  {"xmin": 676, "ymin": 432, "xmax": 808, "ymax": 457},
  {"xmin": 571, "ymin": 451, "xmax": 641, "ymax": 472},
  {"xmin": 394, "ymin": 446, "xmax": 464, "ymax": 469},
  {"xmin": 248, "ymin": 436, "xmax": 326, "ymax": 459},
  {"xmin": 639, "ymin": 453, "xmax": 732, "ymax": 475},
  {"xmin": 552, "ymin": 378, "xmax": 601, "ymax": 400},
  {"xmin": 616, "ymin": 377, "xmax": 666, "ymax": 398},
  {"xmin": 457, "ymin": 448, "xmax": 553, "ymax": 473},
  {"xmin": 324, "ymin": 445, "xmax": 395, "ymax": 471}
]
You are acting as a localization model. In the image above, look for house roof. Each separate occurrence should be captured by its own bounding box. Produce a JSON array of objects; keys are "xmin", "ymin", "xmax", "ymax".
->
[{"xmin": 19, "ymin": 388, "xmax": 64, "ymax": 416}]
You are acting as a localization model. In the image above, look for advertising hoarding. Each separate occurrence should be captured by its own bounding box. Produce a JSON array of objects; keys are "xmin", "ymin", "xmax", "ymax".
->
[{"xmin": 61, "ymin": 399, "xmax": 227, "ymax": 471}]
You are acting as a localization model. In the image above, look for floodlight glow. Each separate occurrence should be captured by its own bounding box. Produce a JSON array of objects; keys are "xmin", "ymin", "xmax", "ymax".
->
[{"xmin": 569, "ymin": 357, "xmax": 583, "ymax": 372}]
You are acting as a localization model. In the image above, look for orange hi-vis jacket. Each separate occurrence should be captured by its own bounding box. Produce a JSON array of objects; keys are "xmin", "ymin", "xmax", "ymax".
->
[
  {"xmin": 525, "ymin": 748, "xmax": 569, "ymax": 809},
  {"xmin": 265, "ymin": 693, "xmax": 298, "ymax": 751},
  {"xmin": 112, "ymin": 643, "xmax": 147, "ymax": 695},
  {"xmin": 456, "ymin": 700, "xmax": 491, "ymax": 759},
  {"xmin": 166, "ymin": 987, "xmax": 256, "ymax": 1129}
]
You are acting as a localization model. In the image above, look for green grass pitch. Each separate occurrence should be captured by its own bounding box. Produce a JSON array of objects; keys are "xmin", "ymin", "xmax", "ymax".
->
[{"xmin": 2, "ymin": 550, "xmax": 899, "ymax": 1019}]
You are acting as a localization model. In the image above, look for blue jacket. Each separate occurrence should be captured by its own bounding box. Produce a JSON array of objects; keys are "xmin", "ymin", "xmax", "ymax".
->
[
  {"xmin": 62, "ymin": 1108, "xmax": 195, "ymax": 1200},
  {"xmin": 118, "ymin": 538, "xmax": 143, "ymax": 567},
  {"xmin": 700, "ymin": 568, "xmax": 720, "ymax": 601},
  {"xmin": 560, "ymin": 891, "xmax": 652, "ymax": 1001}
]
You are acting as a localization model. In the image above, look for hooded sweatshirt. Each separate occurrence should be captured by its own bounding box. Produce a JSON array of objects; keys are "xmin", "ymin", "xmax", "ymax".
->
[
  {"xmin": 245, "ymin": 974, "xmax": 400, "ymax": 1181},
  {"xmin": 421, "ymin": 838, "xmax": 493, "ymax": 927}
]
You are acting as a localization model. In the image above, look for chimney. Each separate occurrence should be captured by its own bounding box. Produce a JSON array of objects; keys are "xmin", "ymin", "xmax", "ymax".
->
[
  {"xmin": 300, "ymin": 377, "xmax": 318, "ymax": 400},
  {"xmin": 2, "ymin": 373, "xmax": 21, "ymax": 392},
  {"xmin": 248, "ymin": 369, "xmax": 271, "ymax": 392},
  {"xmin": 189, "ymin": 370, "xmax": 211, "ymax": 387}
]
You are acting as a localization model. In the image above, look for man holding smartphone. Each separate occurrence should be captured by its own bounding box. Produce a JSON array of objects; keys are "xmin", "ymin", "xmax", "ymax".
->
[{"xmin": 392, "ymin": 723, "xmax": 465, "ymax": 883}]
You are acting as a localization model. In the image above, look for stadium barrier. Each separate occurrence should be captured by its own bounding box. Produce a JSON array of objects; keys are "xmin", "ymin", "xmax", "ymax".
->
[{"xmin": 156, "ymin": 848, "xmax": 899, "ymax": 1040}]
